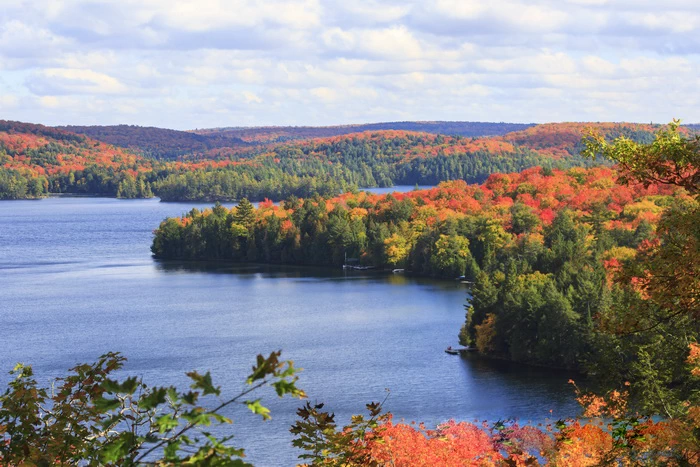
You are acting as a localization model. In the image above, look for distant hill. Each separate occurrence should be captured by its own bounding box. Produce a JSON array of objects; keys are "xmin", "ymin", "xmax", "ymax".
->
[
  {"xmin": 1, "ymin": 120, "xmax": 88, "ymax": 144},
  {"xmin": 1, "ymin": 119, "xmax": 680, "ymax": 201},
  {"xmin": 0, "ymin": 120, "xmax": 153, "ymax": 199},
  {"xmin": 60, "ymin": 121, "xmax": 535, "ymax": 159},
  {"xmin": 498, "ymin": 122, "xmax": 663, "ymax": 159},
  {"xmin": 193, "ymin": 121, "xmax": 536, "ymax": 143},
  {"xmin": 60, "ymin": 121, "xmax": 686, "ymax": 161},
  {"xmin": 0, "ymin": 120, "xmax": 146, "ymax": 171},
  {"xmin": 59, "ymin": 124, "xmax": 249, "ymax": 160}
]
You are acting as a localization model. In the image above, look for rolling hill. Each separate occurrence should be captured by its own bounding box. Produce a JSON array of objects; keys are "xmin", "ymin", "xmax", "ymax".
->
[
  {"xmin": 59, "ymin": 124, "xmax": 250, "ymax": 160},
  {"xmin": 192, "ymin": 121, "xmax": 536, "ymax": 143},
  {"xmin": 1, "ymin": 119, "xmax": 681, "ymax": 201}
]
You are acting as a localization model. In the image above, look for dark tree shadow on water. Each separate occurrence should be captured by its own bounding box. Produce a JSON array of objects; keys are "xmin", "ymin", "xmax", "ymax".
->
[{"xmin": 152, "ymin": 260, "xmax": 464, "ymax": 290}]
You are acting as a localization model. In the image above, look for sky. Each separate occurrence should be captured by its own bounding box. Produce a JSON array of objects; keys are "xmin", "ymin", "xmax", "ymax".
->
[{"xmin": 1, "ymin": 0, "xmax": 700, "ymax": 130}]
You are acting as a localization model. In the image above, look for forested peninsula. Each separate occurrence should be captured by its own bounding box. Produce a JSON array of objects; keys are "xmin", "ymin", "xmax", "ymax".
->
[
  {"xmin": 151, "ymin": 163, "xmax": 685, "ymax": 373},
  {"xmin": 0, "ymin": 120, "xmax": 665, "ymax": 202},
  {"xmin": 142, "ymin": 123, "xmax": 700, "ymax": 464},
  {"xmin": 152, "ymin": 123, "xmax": 699, "ymax": 390}
]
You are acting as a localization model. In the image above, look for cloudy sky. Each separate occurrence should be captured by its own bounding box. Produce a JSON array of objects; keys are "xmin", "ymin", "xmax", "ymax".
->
[{"xmin": 1, "ymin": 0, "xmax": 700, "ymax": 129}]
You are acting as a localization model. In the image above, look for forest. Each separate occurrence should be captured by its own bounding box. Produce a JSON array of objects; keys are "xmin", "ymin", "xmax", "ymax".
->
[
  {"xmin": 62, "ymin": 121, "xmax": 536, "ymax": 152},
  {"xmin": 191, "ymin": 121, "xmax": 536, "ymax": 143},
  {"xmin": 0, "ymin": 119, "xmax": 669, "ymax": 201},
  {"xmin": 150, "ymin": 161, "xmax": 692, "ymax": 378},
  {"xmin": 3, "ymin": 122, "xmax": 699, "ymax": 465},
  {"xmin": 60, "ymin": 124, "xmax": 250, "ymax": 160},
  {"xmin": 152, "ymin": 121, "xmax": 699, "ymax": 407}
]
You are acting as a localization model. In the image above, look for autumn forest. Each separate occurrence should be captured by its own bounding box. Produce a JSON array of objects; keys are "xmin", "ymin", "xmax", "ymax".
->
[
  {"xmin": 6, "ymin": 0, "xmax": 700, "ymax": 462},
  {"xmin": 0, "ymin": 119, "xmax": 661, "ymax": 202},
  {"xmin": 2, "ymin": 118, "xmax": 700, "ymax": 465},
  {"xmin": 149, "ymin": 121, "xmax": 700, "ymax": 464}
]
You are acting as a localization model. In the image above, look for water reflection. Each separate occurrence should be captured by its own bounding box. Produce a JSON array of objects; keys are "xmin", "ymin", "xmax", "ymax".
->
[{"xmin": 155, "ymin": 260, "xmax": 463, "ymax": 288}]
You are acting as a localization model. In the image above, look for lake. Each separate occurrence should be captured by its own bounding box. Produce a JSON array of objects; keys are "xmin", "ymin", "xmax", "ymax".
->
[{"xmin": 0, "ymin": 196, "xmax": 579, "ymax": 466}]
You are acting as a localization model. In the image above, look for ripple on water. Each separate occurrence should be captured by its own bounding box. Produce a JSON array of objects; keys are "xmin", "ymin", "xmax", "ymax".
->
[{"xmin": 0, "ymin": 197, "xmax": 579, "ymax": 467}]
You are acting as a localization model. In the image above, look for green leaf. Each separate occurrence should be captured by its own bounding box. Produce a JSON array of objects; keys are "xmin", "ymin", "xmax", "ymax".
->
[
  {"xmin": 163, "ymin": 439, "xmax": 183, "ymax": 460},
  {"xmin": 139, "ymin": 387, "xmax": 169, "ymax": 410},
  {"xmin": 272, "ymin": 379, "xmax": 304, "ymax": 398},
  {"xmin": 245, "ymin": 399, "xmax": 271, "ymax": 420},
  {"xmin": 155, "ymin": 413, "xmax": 180, "ymax": 433},
  {"xmin": 186, "ymin": 371, "xmax": 221, "ymax": 396},
  {"xmin": 210, "ymin": 412, "xmax": 233, "ymax": 424},
  {"xmin": 100, "ymin": 413, "xmax": 123, "ymax": 430},
  {"xmin": 101, "ymin": 378, "xmax": 122, "ymax": 394},
  {"xmin": 246, "ymin": 352, "xmax": 281, "ymax": 384},
  {"xmin": 120, "ymin": 376, "xmax": 140, "ymax": 395},
  {"xmin": 182, "ymin": 407, "xmax": 215, "ymax": 426},
  {"xmin": 94, "ymin": 396, "xmax": 121, "ymax": 412},
  {"xmin": 101, "ymin": 376, "xmax": 139, "ymax": 395},
  {"xmin": 99, "ymin": 432, "xmax": 136, "ymax": 463},
  {"xmin": 181, "ymin": 390, "xmax": 200, "ymax": 405}
]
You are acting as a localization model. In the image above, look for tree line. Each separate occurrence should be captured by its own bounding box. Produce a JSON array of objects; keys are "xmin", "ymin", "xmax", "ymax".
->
[{"xmin": 3, "ymin": 122, "xmax": 659, "ymax": 201}]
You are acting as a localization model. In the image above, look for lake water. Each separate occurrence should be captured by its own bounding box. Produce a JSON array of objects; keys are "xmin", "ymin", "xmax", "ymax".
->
[{"xmin": 0, "ymin": 196, "xmax": 578, "ymax": 466}]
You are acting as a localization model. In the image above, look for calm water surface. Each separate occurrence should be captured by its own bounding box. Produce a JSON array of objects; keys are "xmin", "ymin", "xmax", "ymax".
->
[{"xmin": 1, "ymin": 196, "xmax": 578, "ymax": 466}]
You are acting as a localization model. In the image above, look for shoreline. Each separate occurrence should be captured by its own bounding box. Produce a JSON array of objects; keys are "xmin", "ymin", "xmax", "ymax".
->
[
  {"xmin": 1, "ymin": 185, "xmax": 435, "ymax": 203},
  {"xmin": 151, "ymin": 256, "xmax": 468, "ymax": 282}
]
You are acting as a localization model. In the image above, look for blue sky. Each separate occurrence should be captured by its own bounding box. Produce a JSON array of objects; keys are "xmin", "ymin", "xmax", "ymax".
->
[{"xmin": 1, "ymin": 0, "xmax": 699, "ymax": 129}]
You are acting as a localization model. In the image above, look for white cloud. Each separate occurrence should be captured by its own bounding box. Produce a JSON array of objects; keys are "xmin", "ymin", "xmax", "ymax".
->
[
  {"xmin": 322, "ymin": 26, "xmax": 424, "ymax": 61},
  {"xmin": 321, "ymin": 27, "xmax": 356, "ymax": 51},
  {"xmin": 243, "ymin": 91, "xmax": 262, "ymax": 103},
  {"xmin": 56, "ymin": 51, "xmax": 119, "ymax": 70},
  {"xmin": 0, "ymin": 94, "xmax": 19, "ymax": 108},
  {"xmin": 331, "ymin": 1, "xmax": 411, "ymax": 24},
  {"xmin": 310, "ymin": 86, "xmax": 337, "ymax": 102},
  {"xmin": 442, "ymin": 0, "xmax": 569, "ymax": 31},
  {"xmin": 631, "ymin": 11, "xmax": 699, "ymax": 33},
  {"xmin": 2, "ymin": 0, "xmax": 700, "ymax": 127},
  {"xmin": 361, "ymin": 26, "xmax": 424, "ymax": 60},
  {"xmin": 154, "ymin": 0, "xmax": 321, "ymax": 31},
  {"xmin": 477, "ymin": 52, "xmax": 576, "ymax": 74},
  {"xmin": 28, "ymin": 68, "xmax": 128, "ymax": 95},
  {"xmin": 580, "ymin": 56, "xmax": 617, "ymax": 76},
  {"xmin": 619, "ymin": 56, "xmax": 691, "ymax": 76},
  {"xmin": 0, "ymin": 20, "xmax": 71, "ymax": 60},
  {"xmin": 433, "ymin": 1, "xmax": 486, "ymax": 19},
  {"xmin": 39, "ymin": 96, "xmax": 62, "ymax": 108}
]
